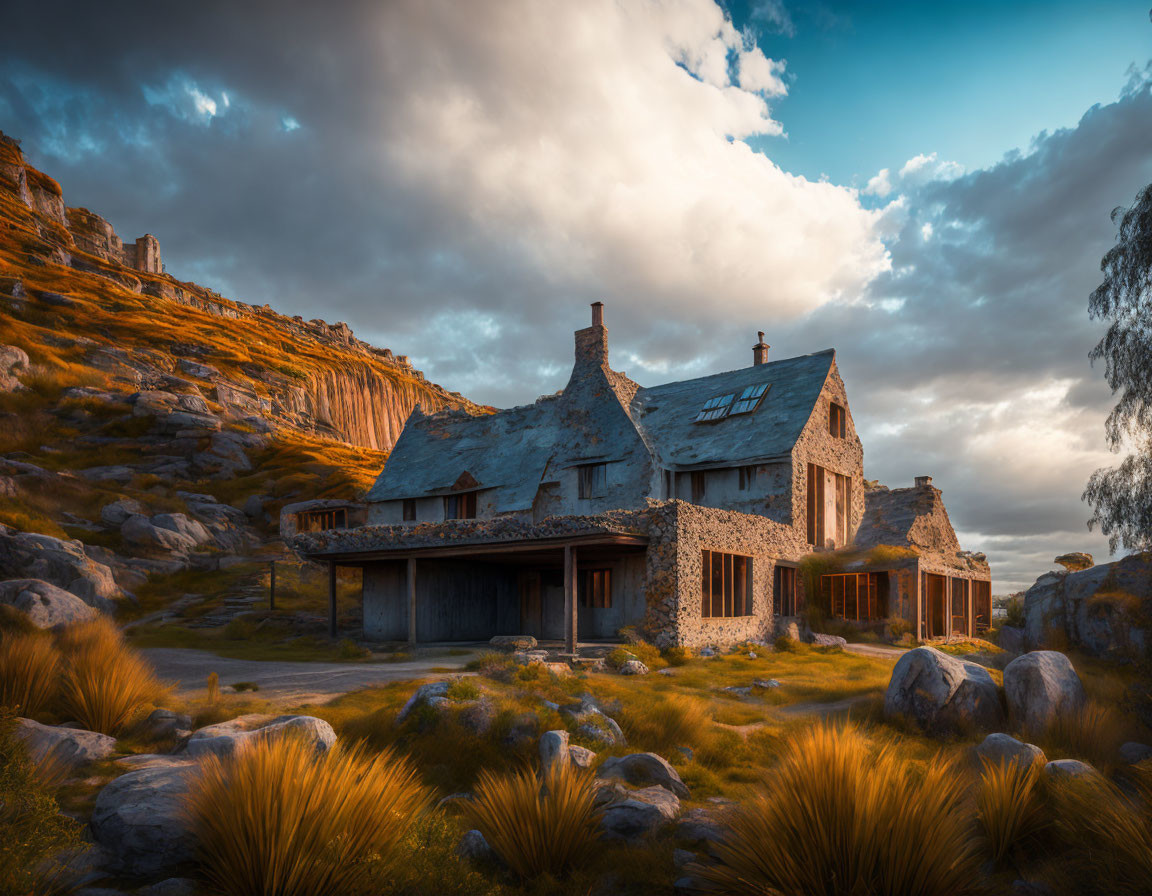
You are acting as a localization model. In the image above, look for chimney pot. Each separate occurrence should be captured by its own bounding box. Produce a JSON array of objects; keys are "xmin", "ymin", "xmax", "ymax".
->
[
  {"xmin": 915, "ymin": 476, "xmax": 933, "ymax": 488},
  {"xmin": 753, "ymin": 331, "xmax": 770, "ymax": 366},
  {"xmin": 591, "ymin": 302, "xmax": 604, "ymax": 327}
]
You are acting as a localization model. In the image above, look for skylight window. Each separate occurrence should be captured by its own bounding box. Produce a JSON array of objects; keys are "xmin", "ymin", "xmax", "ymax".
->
[
  {"xmin": 730, "ymin": 382, "xmax": 770, "ymax": 415},
  {"xmin": 694, "ymin": 393, "xmax": 735, "ymax": 423}
]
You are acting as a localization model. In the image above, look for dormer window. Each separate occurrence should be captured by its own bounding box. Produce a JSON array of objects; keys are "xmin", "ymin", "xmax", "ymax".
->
[
  {"xmin": 402, "ymin": 499, "xmax": 416, "ymax": 522},
  {"xmin": 578, "ymin": 463, "xmax": 607, "ymax": 499},
  {"xmin": 444, "ymin": 492, "xmax": 477, "ymax": 519},
  {"xmin": 829, "ymin": 402, "xmax": 846, "ymax": 438}
]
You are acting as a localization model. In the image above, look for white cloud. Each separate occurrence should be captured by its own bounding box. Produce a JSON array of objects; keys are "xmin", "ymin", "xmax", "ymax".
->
[
  {"xmin": 369, "ymin": 0, "xmax": 890, "ymax": 322},
  {"xmin": 864, "ymin": 167, "xmax": 892, "ymax": 197},
  {"xmin": 899, "ymin": 151, "xmax": 964, "ymax": 186}
]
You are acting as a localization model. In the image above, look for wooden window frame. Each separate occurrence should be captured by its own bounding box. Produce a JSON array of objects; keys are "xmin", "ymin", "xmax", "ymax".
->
[
  {"xmin": 297, "ymin": 508, "xmax": 347, "ymax": 532},
  {"xmin": 829, "ymin": 402, "xmax": 846, "ymax": 438},
  {"xmin": 579, "ymin": 568, "xmax": 612, "ymax": 609},
  {"xmin": 402, "ymin": 498, "xmax": 416, "ymax": 522},
  {"xmin": 444, "ymin": 491, "xmax": 477, "ymax": 520},
  {"xmin": 972, "ymin": 580, "xmax": 992, "ymax": 633},
  {"xmin": 577, "ymin": 463, "xmax": 608, "ymax": 499},
  {"xmin": 821, "ymin": 572, "xmax": 880, "ymax": 621},
  {"xmin": 701, "ymin": 549, "xmax": 752, "ymax": 618},
  {"xmin": 807, "ymin": 463, "xmax": 850, "ymax": 547},
  {"xmin": 773, "ymin": 563, "xmax": 800, "ymax": 616}
]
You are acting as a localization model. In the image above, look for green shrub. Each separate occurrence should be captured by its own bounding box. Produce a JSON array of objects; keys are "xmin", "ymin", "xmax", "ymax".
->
[
  {"xmin": 188, "ymin": 736, "xmax": 430, "ymax": 896},
  {"xmin": 1004, "ymin": 595, "xmax": 1026, "ymax": 629},
  {"xmin": 462, "ymin": 761, "xmax": 601, "ymax": 880},
  {"xmin": 446, "ymin": 678, "xmax": 481, "ymax": 702},
  {"xmin": 605, "ymin": 647, "xmax": 635, "ymax": 670}
]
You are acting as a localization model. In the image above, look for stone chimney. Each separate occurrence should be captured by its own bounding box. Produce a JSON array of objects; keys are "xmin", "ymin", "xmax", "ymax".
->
[
  {"xmin": 915, "ymin": 476, "xmax": 933, "ymax": 488},
  {"xmin": 574, "ymin": 302, "xmax": 608, "ymax": 367},
  {"xmin": 753, "ymin": 332, "xmax": 770, "ymax": 366}
]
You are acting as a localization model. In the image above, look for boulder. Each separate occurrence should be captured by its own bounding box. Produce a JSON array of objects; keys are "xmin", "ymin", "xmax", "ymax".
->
[
  {"xmin": 1043, "ymin": 759, "xmax": 1097, "ymax": 780},
  {"xmin": 675, "ymin": 807, "xmax": 725, "ymax": 849},
  {"xmin": 396, "ymin": 681, "xmax": 452, "ymax": 724},
  {"xmin": 998, "ymin": 626, "xmax": 1026, "ymax": 655},
  {"xmin": 1054, "ymin": 553, "xmax": 1093, "ymax": 572},
  {"xmin": 140, "ymin": 879, "xmax": 199, "ymax": 896},
  {"xmin": 100, "ymin": 499, "xmax": 145, "ymax": 528},
  {"xmin": 0, "ymin": 578, "xmax": 98, "ymax": 627},
  {"xmin": 457, "ymin": 697, "xmax": 497, "ymax": 735},
  {"xmin": 1119, "ymin": 742, "xmax": 1152, "ymax": 765},
  {"xmin": 151, "ymin": 513, "xmax": 212, "ymax": 545},
  {"xmin": 600, "ymin": 785, "xmax": 681, "ymax": 840},
  {"xmin": 0, "ymin": 344, "xmax": 29, "ymax": 391},
  {"xmin": 0, "ymin": 529, "xmax": 119, "ymax": 608},
  {"xmin": 539, "ymin": 729, "xmax": 571, "ymax": 774},
  {"xmin": 975, "ymin": 733, "xmax": 1046, "ymax": 768},
  {"xmin": 883, "ymin": 646, "xmax": 1005, "ymax": 735},
  {"xmin": 569, "ymin": 743, "xmax": 597, "ymax": 769},
  {"xmin": 182, "ymin": 714, "xmax": 336, "ymax": 759},
  {"xmin": 143, "ymin": 708, "xmax": 194, "ymax": 740},
  {"xmin": 598, "ymin": 752, "xmax": 690, "ymax": 798},
  {"xmin": 456, "ymin": 829, "xmax": 494, "ymax": 864},
  {"xmin": 810, "ymin": 633, "xmax": 848, "ymax": 649},
  {"xmin": 560, "ymin": 696, "xmax": 626, "ymax": 748},
  {"xmin": 490, "ymin": 634, "xmax": 538, "ymax": 652},
  {"xmin": 120, "ymin": 514, "xmax": 200, "ymax": 553},
  {"xmin": 1003, "ymin": 651, "xmax": 1086, "ymax": 735},
  {"xmin": 619, "ymin": 659, "xmax": 649, "ymax": 676},
  {"xmin": 90, "ymin": 760, "xmax": 198, "ymax": 877},
  {"xmin": 15, "ymin": 718, "xmax": 116, "ymax": 769}
]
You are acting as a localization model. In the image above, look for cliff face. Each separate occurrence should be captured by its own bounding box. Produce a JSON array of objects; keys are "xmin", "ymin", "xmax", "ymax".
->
[{"xmin": 0, "ymin": 131, "xmax": 481, "ymax": 451}]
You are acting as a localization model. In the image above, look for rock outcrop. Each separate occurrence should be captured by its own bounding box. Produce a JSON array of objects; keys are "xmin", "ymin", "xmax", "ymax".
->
[
  {"xmin": 181, "ymin": 714, "xmax": 336, "ymax": 759},
  {"xmin": 15, "ymin": 718, "xmax": 117, "ymax": 769},
  {"xmin": 0, "ymin": 578, "xmax": 97, "ymax": 627},
  {"xmin": 0, "ymin": 528, "xmax": 119, "ymax": 608},
  {"xmin": 884, "ymin": 646, "xmax": 1005, "ymax": 735}
]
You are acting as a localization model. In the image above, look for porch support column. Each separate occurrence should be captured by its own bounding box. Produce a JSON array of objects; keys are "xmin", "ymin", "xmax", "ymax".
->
[
  {"xmin": 328, "ymin": 560, "xmax": 337, "ymax": 639},
  {"xmin": 967, "ymin": 579, "xmax": 974, "ymax": 638},
  {"xmin": 407, "ymin": 557, "xmax": 417, "ymax": 644},
  {"xmin": 913, "ymin": 562, "xmax": 922, "ymax": 641},
  {"xmin": 564, "ymin": 544, "xmax": 578, "ymax": 654}
]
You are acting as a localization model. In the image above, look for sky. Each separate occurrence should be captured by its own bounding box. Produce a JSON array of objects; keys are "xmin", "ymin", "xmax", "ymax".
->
[{"xmin": 1, "ymin": 0, "xmax": 1150, "ymax": 591}]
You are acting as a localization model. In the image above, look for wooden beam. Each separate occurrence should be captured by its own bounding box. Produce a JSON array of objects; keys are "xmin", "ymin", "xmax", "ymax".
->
[
  {"xmin": 914, "ymin": 563, "xmax": 922, "ymax": 641},
  {"xmin": 407, "ymin": 556, "xmax": 417, "ymax": 644},
  {"xmin": 967, "ymin": 579, "xmax": 974, "ymax": 638},
  {"xmin": 301, "ymin": 533, "xmax": 649, "ymax": 564},
  {"xmin": 563, "ymin": 544, "xmax": 578, "ymax": 654},
  {"xmin": 328, "ymin": 561, "xmax": 337, "ymax": 639}
]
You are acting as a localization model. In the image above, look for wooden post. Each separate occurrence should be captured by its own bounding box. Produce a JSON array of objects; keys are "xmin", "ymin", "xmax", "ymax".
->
[
  {"xmin": 967, "ymin": 579, "xmax": 974, "ymax": 638},
  {"xmin": 328, "ymin": 561, "xmax": 337, "ymax": 639},
  {"xmin": 407, "ymin": 556, "xmax": 417, "ymax": 645},
  {"xmin": 563, "ymin": 544, "xmax": 578, "ymax": 654},
  {"xmin": 269, "ymin": 560, "xmax": 276, "ymax": 611},
  {"xmin": 914, "ymin": 563, "xmax": 922, "ymax": 641}
]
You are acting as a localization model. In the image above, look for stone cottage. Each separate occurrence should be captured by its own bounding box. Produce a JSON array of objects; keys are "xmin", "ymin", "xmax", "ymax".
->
[{"xmin": 286, "ymin": 304, "xmax": 991, "ymax": 649}]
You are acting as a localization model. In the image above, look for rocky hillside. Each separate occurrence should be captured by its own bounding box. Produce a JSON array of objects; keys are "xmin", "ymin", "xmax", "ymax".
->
[{"xmin": 0, "ymin": 131, "xmax": 480, "ymax": 622}]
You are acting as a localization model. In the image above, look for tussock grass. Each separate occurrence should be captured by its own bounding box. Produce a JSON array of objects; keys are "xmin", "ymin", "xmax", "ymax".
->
[
  {"xmin": 57, "ymin": 618, "xmax": 167, "ymax": 735},
  {"xmin": 0, "ymin": 632, "xmax": 61, "ymax": 716},
  {"xmin": 462, "ymin": 761, "xmax": 601, "ymax": 880},
  {"xmin": 978, "ymin": 758, "xmax": 1049, "ymax": 869},
  {"xmin": 693, "ymin": 724, "xmax": 980, "ymax": 896},
  {"xmin": 187, "ymin": 736, "xmax": 430, "ymax": 896},
  {"xmin": 1042, "ymin": 699, "xmax": 1132, "ymax": 768},
  {"xmin": 619, "ymin": 693, "xmax": 712, "ymax": 754}
]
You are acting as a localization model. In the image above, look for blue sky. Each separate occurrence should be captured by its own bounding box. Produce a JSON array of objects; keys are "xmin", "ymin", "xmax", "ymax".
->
[{"xmin": 0, "ymin": 0, "xmax": 1149, "ymax": 589}]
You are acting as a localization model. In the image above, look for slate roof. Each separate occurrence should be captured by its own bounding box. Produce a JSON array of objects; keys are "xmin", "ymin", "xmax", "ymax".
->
[
  {"xmin": 854, "ymin": 484, "xmax": 963, "ymax": 557},
  {"xmin": 367, "ymin": 348, "xmax": 836, "ymax": 510}
]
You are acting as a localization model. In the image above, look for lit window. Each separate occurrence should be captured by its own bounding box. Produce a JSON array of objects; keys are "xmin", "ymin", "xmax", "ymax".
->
[
  {"xmin": 694, "ymin": 393, "xmax": 735, "ymax": 423},
  {"xmin": 701, "ymin": 550, "xmax": 751, "ymax": 617},
  {"xmin": 731, "ymin": 382, "xmax": 770, "ymax": 415}
]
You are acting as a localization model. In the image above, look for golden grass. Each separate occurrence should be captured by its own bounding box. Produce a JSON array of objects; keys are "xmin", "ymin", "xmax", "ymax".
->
[
  {"xmin": 56, "ymin": 618, "xmax": 167, "ymax": 735},
  {"xmin": 977, "ymin": 758, "xmax": 1049, "ymax": 869},
  {"xmin": 462, "ymin": 761, "xmax": 602, "ymax": 880},
  {"xmin": 618, "ymin": 693, "xmax": 713, "ymax": 755},
  {"xmin": 0, "ymin": 632, "xmax": 61, "ymax": 717},
  {"xmin": 692, "ymin": 724, "xmax": 980, "ymax": 896},
  {"xmin": 187, "ymin": 737, "xmax": 430, "ymax": 896},
  {"xmin": 1042, "ymin": 699, "xmax": 1133, "ymax": 768}
]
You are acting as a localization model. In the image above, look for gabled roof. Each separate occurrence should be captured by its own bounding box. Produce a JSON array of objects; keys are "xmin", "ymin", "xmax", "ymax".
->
[
  {"xmin": 855, "ymin": 483, "xmax": 963, "ymax": 556},
  {"xmin": 631, "ymin": 350, "xmax": 835, "ymax": 469}
]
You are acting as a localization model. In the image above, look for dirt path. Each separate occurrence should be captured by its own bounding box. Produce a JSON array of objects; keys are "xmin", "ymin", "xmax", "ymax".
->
[
  {"xmin": 843, "ymin": 642, "xmax": 907, "ymax": 660},
  {"xmin": 142, "ymin": 647, "xmax": 482, "ymax": 705}
]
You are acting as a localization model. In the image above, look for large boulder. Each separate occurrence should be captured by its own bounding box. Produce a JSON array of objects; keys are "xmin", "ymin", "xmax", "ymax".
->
[
  {"xmin": 15, "ymin": 718, "xmax": 116, "ymax": 770},
  {"xmin": 0, "ymin": 344, "xmax": 28, "ymax": 392},
  {"xmin": 1023, "ymin": 554, "xmax": 1150, "ymax": 657},
  {"xmin": 0, "ymin": 578, "xmax": 98, "ymax": 627},
  {"xmin": 975, "ymin": 733, "xmax": 1046, "ymax": 768},
  {"xmin": 600, "ymin": 785, "xmax": 681, "ymax": 841},
  {"xmin": 395, "ymin": 681, "xmax": 452, "ymax": 724},
  {"xmin": 182, "ymin": 714, "xmax": 336, "ymax": 759},
  {"xmin": 90, "ymin": 760, "xmax": 198, "ymax": 877},
  {"xmin": 884, "ymin": 646, "xmax": 1005, "ymax": 735},
  {"xmin": 598, "ymin": 752, "xmax": 690, "ymax": 799},
  {"xmin": 1044, "ymin": 758, "xmax": 1098, "ymax": 780},
  {"xmin": 560, "ymin": 695, "xmax": 626, "ymax": 748},
  {"xmin": 1003, "ymin": 651, "xmax": 1086, "ymax": 735},
  {"xmin": 0, "ymin": 529, "xmax": 119, "ymax": 608},
  {"xmin": 121, "ymin": 513, "xmax": 212, "ymax": 554}
]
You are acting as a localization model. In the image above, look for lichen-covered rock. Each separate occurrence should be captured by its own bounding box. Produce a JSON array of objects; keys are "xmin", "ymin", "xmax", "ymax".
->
[
  {"xmin": 975, "ymin": 733, "xmax": 1046, "ymax": 768},
  {"xmin": 489, "ymin": 634, "xmax": 538, "ymax": 651},
  {"xmin": 182, "ymin": 714, "xmax": 336, "ymax": 758},
  {"xmin": 884, "ymin": 646, "xmax": 1004, "ymax": 735},
  {"xmin": 143, "ymin": 708, "xmax": 194, "ymax": 740},
  {"xmin": 598, "ymin": 752, "xmax": 690, "ymax": 798},
  {"xmin": 1003, "ymin": 651, "xmax": 1086, "ymax": 735},
  {"xmin": 810, "ymin": 633, "xmax": 848, "ymax": 649},
  {"xmin": 90, "ymin": 760, "xmax": 198, "ymax": 877},
  {"xmin": 619, "ymin": 659, "xmax": 649, "ymax": 676},
  {"xmin": 1054, "ymin": 553, "xmax": 1093, "ymax": 572},
  {"xmin": 600, "ymin": 785, "xmax": 681, "ymax": 840},
  {"xmin": 0, "ymin": 578, "xmax": 98, "ymax": 628},
  {"xmin": 0, "ymin": 344, "xmax": 28, "ymax": 392},
  {"xmin": 15, "ymin": 718, "xmax": 116, "ymax": 769},
  {"xmin": 561, "ymin": 696, "xmax": 625, "ymax": 747}
]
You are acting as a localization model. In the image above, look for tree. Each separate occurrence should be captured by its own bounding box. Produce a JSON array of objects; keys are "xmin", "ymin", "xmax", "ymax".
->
[{"xmin": 1084, "ymin": 184, "xmax": 1152, "ymax": 553}]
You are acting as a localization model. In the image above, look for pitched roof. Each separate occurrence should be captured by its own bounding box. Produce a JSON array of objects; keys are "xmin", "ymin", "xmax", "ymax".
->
[
  {"xmin": 855, "ymin": 484, "xmax": 963, "ymax": 556},
  {"xmin": 631, "ymin": 350, "xmax": 835, "ymax": 468}
]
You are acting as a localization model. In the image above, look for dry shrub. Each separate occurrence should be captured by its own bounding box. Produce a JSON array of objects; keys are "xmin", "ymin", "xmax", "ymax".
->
[
  {"xmin": 1043, "ymin": 699, "xmax": 1131, "ymax": 768},
  {"xmin": 1050, "ymin": 762, "xmax": 1152, "ymax": 896},
  {"xmin": 977, "ymin": 758, "xmax": 1049, "ymax": 868},
  {"xmin": 56, "ymin": 618, "xmax": 167, "ymax": 735},
  {"xmin": 462, "ymin": 760, "xmax": 601, "ymax": 880},
  {"xmin": 619, "ymin": 694, "xmax": 712, "ymax": 755},
  {"xmin": 188, "ymin": 736, "xmax": 429, "ymax": 896},
  {"xmin": 693, "ymin": 724, "xmax": 979, "ymax": 896},
  {"xmin": 0, "ymin": 632, "xmax": 61, "ymax": 716}
]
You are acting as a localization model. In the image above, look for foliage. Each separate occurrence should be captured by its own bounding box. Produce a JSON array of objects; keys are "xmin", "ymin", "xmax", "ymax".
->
[
  {"xmin": 1050, "ymin": 763, "xmax": 1152, "ymax": 896},
  {"xmin": 462, "ymin": 761, "xmax": 601, "ymax": 881},
  {"xmin": 977, "ymin": 758, "xmax": 1049, "ymax": 869},
  {"xmin": 0, "ymin": 710, "xmax": 84, "ymax": 896},
  {"xmin": 187, "ymin": 736, "xmax": 430, "ymax": 896},
  {"xmin": 661, "ymin": 645, "xmax": 692, "ymax": 666},
  {"xmin": 1084, "ymin": 184, "xmax": 1152, "ymax": 552},
  {"xmin": 446, "ymin": 677, "xmax": 481, "ymax": 702},
  {"xmin": 1004, "ymin": 595, "xmax": 1026, "ymax": 629},
  {"xmin": 0, "ymin": 631, "xmax": 61, "ymax": 717},
  {"xmin": 618, "ymin": 693, "xmax": 712, "ymax": 755},
  {"xmin": 692, "ymin": 724, "xmax": 980, "ymax": 896},
  {"xmin": 377, "ymin": 813, "xmax": 511, "ymax": 896},
  {"xmin": 57, "ymin": 618, "xmax": 167, "ymax": 735}
]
